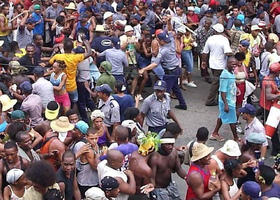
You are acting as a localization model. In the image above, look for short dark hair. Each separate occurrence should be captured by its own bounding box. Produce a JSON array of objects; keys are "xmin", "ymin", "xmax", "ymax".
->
[
  {"xmin": 196, "ymin": 127, "xmax": 209, "ymax": 141},
  {"xmin": 259, "ymin": 165, "xmax": 276, "ymax": 185},
  {"xmin": 224, "ymin": 159, "xmax": 241, "ymax": 177},
  {"xmin": 4, "ymin": 141, "xmax": 18, "ymax": 150},
  {"xmin": 124, "ymin": 107, "xmax": 139, "ymax": 120},
  {"xmin": 265, "ymin": 41, "xmax": 274, "ymax": 51},
  {"xmin": 63, "ymin": 38, "xmax": 74, "ymax": 52},
  {"xmin": 33, "ymin": 34, "xmax": 42, "ymax": 41},
  {"xmin": 6, "ymin": 122, "xmax": 27, "ymax": 141},
  {"xmin": 26, "ymin": 161, "xmax": 56, "ymax": 188},
  {"xmin": 56, "ymin": 16, "xmax": 65, "ymax": 24},
  {"xmin": 66, "ymin": 109, "xmax": 78, "ymax": 117},
  {"xmin": 62, "ymin": 150, "xmax": 76, "ymax": 161},
  {"xmin": 25, "ymin": 43, "xmax": 35, "ymax": 50},
  {"xmin": 166, "ymin": 122, "xmax": 182, "ymax": 136}
]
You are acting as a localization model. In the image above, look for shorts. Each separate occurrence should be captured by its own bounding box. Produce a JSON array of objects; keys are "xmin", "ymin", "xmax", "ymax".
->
[
  {"xmin": 54, "ymin": 93, "xmax": 71, "ymax": 107},
  {"xmin": 219, "ymin": 102, "xmax": 237, "ymax": 124},
  {"xmin": 266, "ymin": 106, "xmax": 280, "ymax": 129},
  {"xmin": 124, "ymin": 65, "xmax": 138, "ymax": 79},
  {"xmin": 68, "ymin": 90, "xmax": 78, "ymax": 103},
  {"xmin": 181, "ymin": 50, "xmax": 194, "ymax": 73},
  {"xmin": 150, "ymin": 182, "xmax": 181, "ymax": 200}
]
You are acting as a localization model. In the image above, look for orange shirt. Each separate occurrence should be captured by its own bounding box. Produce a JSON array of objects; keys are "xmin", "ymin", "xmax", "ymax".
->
[{"xmin": 260, "ymin": 76, "xmax": 280, "ymax": 110}]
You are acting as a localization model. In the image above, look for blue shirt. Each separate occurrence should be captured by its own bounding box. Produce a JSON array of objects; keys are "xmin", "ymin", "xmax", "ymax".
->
[
  {"xmin": 219, "ymin": 69, "xmax": 236, "ymax": 107},
  {"xmin": 113, "ymin": 94, "xmax": 134, "ymax": 121},
  {"xmin": 262, "ymin": 183, "xmax": 280, "ymax": 198},
  {"xmin": 31, "ymin": 12, "xmax": 44, "ymax": 36}
]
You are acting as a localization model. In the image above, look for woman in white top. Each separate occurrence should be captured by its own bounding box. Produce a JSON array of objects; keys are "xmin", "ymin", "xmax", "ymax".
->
[{"xmin": 221, "ymin": 159, "xmax": 244, "ymax": 200}]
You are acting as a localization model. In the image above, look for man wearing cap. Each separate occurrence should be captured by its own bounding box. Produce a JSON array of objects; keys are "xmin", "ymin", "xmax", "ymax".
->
[
  {"xmin": 16, "ymin": 11, "xmax": 35, "ymax": 49},
  {"xmin": 139, "ymin": 17, "xmax": 187, "ymax": 110},
  {"xmin": 140, "ymin": 80, "xmax": 181, "ymax": 134},
  {"xmin": 96, "ymin": 84, "xmax": 120, "ymax": 135},
  {"xmin": 239, "ymin": 104, "xmax": 268, "ymax": 158},
  {"xmin": 241, "ymin": 181, "xmax": 262, "ymax": 200},
  {"xmin": 259, "ymin": 62, "xmax": 280, "ymax": 155},
  {"xmin": 248, "ymin": 25, "xmax": 262, "ymax": 51},
  {"xmin": 69, "ymin": 120, "xmax": 89, "ymax": 156},
  {"xmin": 31, "ymin": 4, "xmax": 44, "ymax": 37},
  {"xmin": 96, "ymin": 61, "xmax": 116, "ymax": 91},
  {"xmin": 85, "ymin": 176, "xmax": 120, "ymax": 200},
  {"xmin": 202, "ymin": 23, "xmax": 233, "ymax": 106},
  {"xmin": 186, "ymin": 143, "xmax": 221, "ymax": 200},
  {"xmin": 32, "ymin": 66, "xmax": 55, "ymax": 109},
  {"xmin": 20, "ymin": 81, "xmax": 43, "ymax": 127},
  {"xmin": 97, "ymin": 39, "xmax": 128, "ymax": 83}
]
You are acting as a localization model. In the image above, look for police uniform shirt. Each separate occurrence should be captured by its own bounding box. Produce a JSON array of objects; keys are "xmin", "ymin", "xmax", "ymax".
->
[
  {"xmin": 153, "ymin": 33, "xmax": 179, "ymax": 70},
  {"xmin": 140, "ymin": 93, "xmax": 171, "ymax": 127},
  {"xmin": 98, "ymin": 96, "xmax": 120, "ymax": 127}
]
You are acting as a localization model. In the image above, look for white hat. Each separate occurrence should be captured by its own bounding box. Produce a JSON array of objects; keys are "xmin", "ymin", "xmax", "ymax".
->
[
  {"xmin": 176, "ymin": 26, "xmax": 186, "ymax": 34},
  {"xmin": 220, "ymin": 140, "xmax": 241, "ymax": 157},
  {"xmin": 212, "ymin": 23, "xmax": 224, "ymax": 33},
  {"xmin": 85, "ymin": 187, "xmax": 106, "ymax": 200},
  {"xmin": 188, "ymin": 6, "xmax": 195, "ymax": 11},
  {"xmin": 95, "ymin": 24, "xmax": 105, "ymax": 32},
  {"xmin": 6, "ymin": 169, "xmax": 24, "ymax": 184},
  {"xmin": 251, "ymin": 25, "xmax": 262, "ymax": 31},
  {"xmin": 104, "ymin": 11, "xmax": 113, "ymax": 20},
  {"xmin": 91, "ymin": 110, "xmax": 105, "ymax": 121},
  {"xmin": 124, "ymin": 25, "xmax": 134, "ymax": 33},
  {"xmin": 121, "ymin": 120, "xmax": 136, "ymax": 132},
  {"xmin": 65, "ymin": 2, "xmax": 76, "ymax": 10}
]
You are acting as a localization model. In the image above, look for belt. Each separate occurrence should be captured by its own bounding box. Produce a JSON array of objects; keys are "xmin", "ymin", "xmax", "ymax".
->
[{"xmin": 164, "ymin": 66, "xmax": 178, "ymax": 73}]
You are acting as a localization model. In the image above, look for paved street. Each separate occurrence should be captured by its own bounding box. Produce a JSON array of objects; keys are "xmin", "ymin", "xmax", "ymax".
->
[{"xmin": 140, "ymin": 67, "xmax": 275, "ymax": 199}]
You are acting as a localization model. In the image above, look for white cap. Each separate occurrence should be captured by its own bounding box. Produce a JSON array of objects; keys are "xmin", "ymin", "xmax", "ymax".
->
[
  {"xmin": 85, "ymin": 187, "xmax": 106, "ymax": 200},
  {"xmin": 6, "ymin": 169, "xmax": 24, "ymax": 184},
  {"xmin": 212, "ymin": 23, "xmax": 224, "ymax": 33},
  {"xmin": 121, "ymin": 120, "xmax": 137, "ymax": 132},
  {"xmin": 251, "ymin": 25, "xmax": 262, "ymax": 31},
  {"xmin": 220, "ymin": 140, "xmax": 241, "ymax": 157},
  {"xmin": 124, "ymin": 25, "xmax": 134, "ymax": 33},
  {"xmin": 188, "ymin": 6, "xmax": 195, "ymax": 11},
  {"xmin": 176, "ymin": 26, "xmax": 186, "ymax": 34},
  {"xmin": 104, "ymin": 11, "xmax": 113, "ymax": 20},
  {"xmin": 91, "ymin": 110, "xmax": 105, "ymax": 121}
]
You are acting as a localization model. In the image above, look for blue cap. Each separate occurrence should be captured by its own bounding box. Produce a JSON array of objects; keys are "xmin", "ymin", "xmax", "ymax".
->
[
  {"xmin": 240, "ymin": 40, "xmax": 250, "ymax": 47},
  {"xmin": 95, "ymin": 84, "xmax": 112, "ymax": 94},
  {"xmin": 75, "ymin": 120, "xmax": 89, "ymax": 134},
  {"xmin": 33, "ymin": 66, "xmax": 44, "ymax": 76},
  {"xmin": 153, "ymin": 80, "xmax": 167, "ymax": 91},
  {"xmin": 11, "ymin": 110, "xmax": 25, "ymax": 120},
  {"xmin": 247, "ymin": 132, "xmax": 266, "ymax": 144},
  {"xmin": 157, "ymin": 31, "xmax": 171, "ymax": 43},
  {"xmin": 116, "ymin": 3, "xmax": 124, "ymax": 11},
  {"xmin": 26, "ymin": 18, "xmax": 35, "ymax": 24},
  {"xmin": 101, "ymin": 176, "xmax": 119, "ymax": 191},
  {"xmin": 205, "ymin": 8, "xmax": 214, "ymax": 14},
  {"xmin": 73, "ymin": 46, "xmax": 85, "ymax": 53},
  {"xmin": 242, "ymin": 181, "xmax": 262, "ymax": 200},
  {"xmin": 20, "ymin": 81, "xmax": 32, "ymax": 93},
  {"xmin": 132, "ymin": 14, "xmax": 141, "ymax": 21},
  {"xmin": 239, "ymin": 104, "xmax": 256, "ymax": 115}
]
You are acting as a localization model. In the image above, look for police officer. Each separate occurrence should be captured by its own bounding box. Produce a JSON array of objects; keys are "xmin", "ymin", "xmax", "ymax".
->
[
  {"xmin": 96, "ymin": 84, "xmax": 120, "ymax": 135},
  {"xmin": 140, "ymin": 80, "xmax": 182, "ymax": 134},
  {"xmin": 139, "ymin": 29, "xmax": 187, "ymax": 110}
]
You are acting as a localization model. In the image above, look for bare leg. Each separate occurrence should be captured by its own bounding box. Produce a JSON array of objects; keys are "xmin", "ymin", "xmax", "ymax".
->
[
  {"xmin": 138, "ymin": 71, "xmax": 148, "ymax": 95},
  {"xmin": 229, "ymin": 123, "xmax": 239, "ymax": 141},
  {"xmin": 131, "ymin": 77, "xmax": 138, "ymax": 96},
  {"xmin": 212, "ymin": 118, "xmax": 222, "ymax": 136}
]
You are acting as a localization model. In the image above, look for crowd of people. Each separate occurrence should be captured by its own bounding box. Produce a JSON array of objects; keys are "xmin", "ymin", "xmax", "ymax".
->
[{"xmin": 0, "ymin": 0, "xmax": 279, "ymax": 199}]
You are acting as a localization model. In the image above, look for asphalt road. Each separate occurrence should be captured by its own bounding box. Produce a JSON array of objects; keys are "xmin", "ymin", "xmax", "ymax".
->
[{"xmin": 140, "ymin": 67, "xmax": 275, "ymax": 199}]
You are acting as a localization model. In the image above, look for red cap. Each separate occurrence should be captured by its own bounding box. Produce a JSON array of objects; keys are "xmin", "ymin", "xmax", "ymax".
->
[
  {"xmin": 270, "ymin": 62, "xmax": 280, "ymax": 73},
  {"xmin": 155, "ymin": 29, "xmax": 163, "ymax": 36}
]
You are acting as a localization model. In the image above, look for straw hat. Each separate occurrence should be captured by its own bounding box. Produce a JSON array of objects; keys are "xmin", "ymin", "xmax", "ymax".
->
[
  {"xmin": 95, "ymin": 24, "xmax": 105, "ymax": 32},
  {"xmin": 191, "ymin": 143, "xmax": 214, "ymax": 162},
  {"xmin": 50, "ymin": 116, "xmax": 74, "ymax": 132},
  {"xmin": 0, "ymin": 95, "xmax": 17, "ymax": 112},
  {"xmin": 65, "ymin": 2, "xmax": 77, "ymax": 10}
]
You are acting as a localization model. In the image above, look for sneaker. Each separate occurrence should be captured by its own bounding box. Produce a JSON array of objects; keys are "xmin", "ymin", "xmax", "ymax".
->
[
  {"xmin": 236, "ymin": 124, "xmax": 243, "ymax": 134},
  {"xmin": 175, "ymin": 105, "xmax": 187, "ymax": 110},
  {"xmin": 182, "ymin": 80, "xmax": 189, "ymax": 85},
  {"xmin": 186, "ymin": 81, "xmax": 197, "ymax": 88},
  {"xmin": 250, "ymin": 94, "xmax": 259, "ymax": 103}
]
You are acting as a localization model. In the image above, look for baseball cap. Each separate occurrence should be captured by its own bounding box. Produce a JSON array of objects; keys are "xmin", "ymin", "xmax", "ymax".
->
[
  {"xmin": 75, "ymin": 120, "xmax": 89, "ymax": 134},
  {"xmin": 104, "ymin": 11, "xmax": 113, "ymax": 20},
  {"xmin": 101, "ymin": 176, "xmax": 119, "ymax": 191},
  {"xmin": 153, "ymin": 80, "xmax": 167, "ymax": 91},
  {"xmin": 239, "ymin": 104, "xmax": 257, "ymax": 116},
  {"xmin": 6, "ymin": 169, "xmax": 24, "ymax": 184},
  {"xmin": 240, "ymin": 40, "xmax": 250, "ymax": 47},
  {"xmin": 11, "ymin": 110, "xmax": 25, "ymax": 120},
  {"xmin": 73, "ymin": 46, "xmax": 85, "ymax": 54},
  {"xmin": 33, "ymin": 66, "xmax": 44, "ymax": 76},
  {"xmin": 157, "ymin": 31, "xmax": 171, "ymax": 43},
  {"xmin": 45, "ymin": 101, "xmax": 60, "ymax": 121},
  {"xmin": 220, "ymin": 140, "xmax": 241, "ymax": 157},
  {"xmin": 85, "ymin": 187, "xmax": 106, "ymax": 200},
  {"xmin": 100, "ymin": 61, "xmax": 112, "ymax": 73},
  {"xmin": 247, "ymin": 132, "xmax": 266, "ymax": 144},
  {"xmin": 95, "ymin": 84, "xmax": 112, "ymax": 94},
  {"xmin": 132, "ymin": 14, "xmax": 141, "ymax": 21},
  {"xmin": 251, "ymin": 25, "xmax": 262, "ymax": 31},
  {"xmin": 242, "ymin": 181, "xmax": 262, "ymax": 200},
  {"xmin": 34, "ymin": 4, "xmax": 41, "ymax": 10},
  {"xmin": 20, "ymin": 81, "xmax": 32, "ymax": 93}
]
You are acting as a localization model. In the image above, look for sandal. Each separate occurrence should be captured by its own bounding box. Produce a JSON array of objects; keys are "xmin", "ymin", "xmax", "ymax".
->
[{"xmin": 209, "ymin": 134, "xmax": 225, "ymax": 142}]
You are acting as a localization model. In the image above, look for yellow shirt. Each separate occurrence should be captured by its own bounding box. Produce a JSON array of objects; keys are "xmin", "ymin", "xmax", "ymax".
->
[
  {"xmin": 183, "ymin": 35, "xmax": 193, "ymax": 51},
  {"xmin": 23, "ymin": 183, "xmax": 60, "ymax": 200},
  {"xmin": 0, "ymin": 14, "xmax": 9, "ymax": 37},
  {"xmin": 243, "ymin": 51, "xmax": 251, "ymax": 67},
  {"xmin": 15, "ymin": 49, "xmax": 26, "ymax": 58},
  {"xmin": 49, "ymin": 53, "xmax": 85, "ymax": 92}
]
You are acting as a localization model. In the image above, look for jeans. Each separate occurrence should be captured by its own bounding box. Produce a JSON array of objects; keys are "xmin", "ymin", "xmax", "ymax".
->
[
  {"xmin": 181, "ymin": 50, "xmax": 194, "ymax": 73},
  {"xmin": 77, "ymin": 82, "xmax": 95, "ymax": 123}
]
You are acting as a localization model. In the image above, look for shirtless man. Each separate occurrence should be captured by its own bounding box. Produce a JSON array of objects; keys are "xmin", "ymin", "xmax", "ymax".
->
[
  {"xmin": 0, "ymin": 141, "xmax": 29, "ymax": 200},
  {"xmin": 148, "ymin": 131, "xmax": 186, "ymax": 200}
]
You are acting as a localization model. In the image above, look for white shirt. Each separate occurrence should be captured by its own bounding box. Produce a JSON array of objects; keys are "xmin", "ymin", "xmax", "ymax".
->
[
  {"xmin": 98, "ymin": 160, "xmax": 129, "ymax": 200},
  {"xmin": 32, "ymin": 77, "xmax": 54, "ymax": 109},
  {"xmin": 203, "ymin": 34, "xmax": 232, "ymax": 70},
  {"xmin": 244, "ymin": 117, "xmax": 268, "ymax": 146}
]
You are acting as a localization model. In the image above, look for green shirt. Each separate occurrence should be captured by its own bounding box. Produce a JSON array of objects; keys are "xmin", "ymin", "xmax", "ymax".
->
[{"xmin": 96, "ymin": 73, "xmax": 116, "ymax": 91}]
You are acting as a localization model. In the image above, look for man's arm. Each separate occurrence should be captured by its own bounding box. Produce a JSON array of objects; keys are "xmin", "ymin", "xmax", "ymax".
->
[
  {"xmin": 73, "ymin": 175, "xmax": 81, "ymax": 200},
  {"xmin": 83, "ymin": 39, "xmax": 92, "ymax": 59},
  {"xmin": 115, "ymin": 170, "xmax": 136, "ymax": 195},
  {"xmin": 19, "ymin": 11, "xmax": 29, "ymax": 29},
  {"xmin": 50, "ymin": 139, "xmax": 66, "ymax": 162},
  {"xmin": 221, "ymin": 92, "xmax": 229, "ymax": 112},
  {"xmin": 174, "ymin": 150, "xmax": 187, "ymax": 179},
  {"xmin": 168, "ymin": 110, "xmax": 182, "ymax": 131}
]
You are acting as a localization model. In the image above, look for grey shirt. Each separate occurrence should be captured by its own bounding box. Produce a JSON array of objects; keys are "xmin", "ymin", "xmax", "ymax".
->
[
  {"xmin": 98, "ymin": 96, "xmax": 120, "ymax": 127},
  {"xmin": 45, "ymin": 5, "xmax": 64, "ymax": 25},
  {"xmin": 99, "ymin": 48, "xmax": 128, "ymax": 75},
  {"xmin": 275, "ymin": 15, "xmax": 280, "ymax": 34},
  {"xmin": 260, "ymin": 51, "xmax": 271, "ymax": 77},
  {"xmin": 16, "ymin": 26, "xmax": 33, "ymax": 49},
  {"xmin": 153, "ymin": 33, "xmax": 179, "ymax": 70},
  {"xmin": 77, "ymin": 57, "xmax": 91, "ymax": 82},
  {"xmin": 140, "ymin": 93, "xmax": 171, "ymax": 127}
]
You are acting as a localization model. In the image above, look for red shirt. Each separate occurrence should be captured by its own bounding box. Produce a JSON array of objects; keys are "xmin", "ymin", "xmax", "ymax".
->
[
  {"xmin": 187, "ymin": 14, "xmax": 199, "ymax": 23},
  {"xmin": 186, "ymin": 164, "xmax": 210, "ymax": 200},
  {"xmin": 23, "ymin": 0, "xmax": 32, "ymax": 10},
  {"xmin": 259, "ymin": 76, "xmax": 280, "ymax": 110}
]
